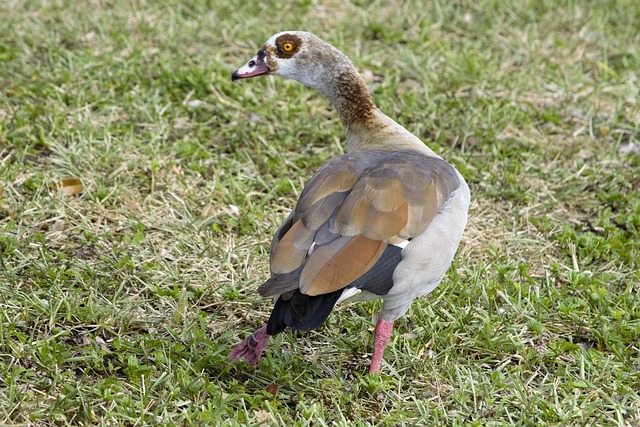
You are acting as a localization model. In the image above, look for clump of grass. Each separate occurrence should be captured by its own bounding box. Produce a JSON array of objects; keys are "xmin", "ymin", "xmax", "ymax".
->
[{"xmin": 1, "ymin": 0, "xmax": 639, "ymax": 425}]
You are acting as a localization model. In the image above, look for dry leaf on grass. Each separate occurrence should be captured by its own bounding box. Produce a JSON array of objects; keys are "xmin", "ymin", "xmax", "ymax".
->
[
  {"xmin": 265, "ymin": 383, "xmax": 279, "ymax": 396},
  {"xmin": 95, "ymin": 336, "xmax": 111, "ymax": 353},
  {"xmin": 254, "ymin": 410, "xmax": 270, "ymax": 421},
  {"xmin": 54, "ymin": 177, "xmax": 84, "ymax": 196}
]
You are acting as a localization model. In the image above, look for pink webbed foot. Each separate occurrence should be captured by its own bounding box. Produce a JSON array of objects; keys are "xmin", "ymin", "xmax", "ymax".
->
[
  {"xmin": 229, "ymin": 326, "xmax": 271, "ymax": 366},
  {"xmin": 370, "ymin": 319, "xmax": 394, "ymax": 373}
]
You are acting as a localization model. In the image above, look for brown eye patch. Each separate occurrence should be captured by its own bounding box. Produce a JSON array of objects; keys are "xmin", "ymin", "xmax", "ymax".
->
[{"xmin": 275, "ymin": 34, "xmax": 302, "ymax": 58}]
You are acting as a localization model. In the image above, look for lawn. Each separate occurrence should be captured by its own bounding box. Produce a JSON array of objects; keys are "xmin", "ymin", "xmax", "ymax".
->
[{"xmin": 1, "ymin": 0, "xmax": 639, "ymax": 425}]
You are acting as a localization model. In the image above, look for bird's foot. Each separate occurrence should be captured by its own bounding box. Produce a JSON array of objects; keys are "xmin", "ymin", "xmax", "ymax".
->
[{"xmin": 229, "ymin": 326, "xmax": 270, "ymax": 366}]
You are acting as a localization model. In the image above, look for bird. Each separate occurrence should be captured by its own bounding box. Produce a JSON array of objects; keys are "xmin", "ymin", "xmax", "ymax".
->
[{"xmin": 229, "ymin": 31, "xmax": 470, "ymax": 373}]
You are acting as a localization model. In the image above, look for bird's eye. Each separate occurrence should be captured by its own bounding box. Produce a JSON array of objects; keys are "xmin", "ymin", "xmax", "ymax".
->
[{"xmin": 282, "ymin": 42, "xmax": 294, "ymax": 52}]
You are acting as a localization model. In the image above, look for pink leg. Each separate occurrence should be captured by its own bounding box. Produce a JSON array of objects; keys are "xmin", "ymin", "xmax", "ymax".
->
[
  {"xmin": 229, "ymin": 326, "xmax": 270, "ymax": 366},
  {"xmin": 370, "ymin": 319, "xmax": 394, "ymax": 373}
]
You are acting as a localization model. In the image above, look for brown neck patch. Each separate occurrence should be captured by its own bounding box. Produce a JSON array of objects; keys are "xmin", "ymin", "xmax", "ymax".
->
[{"xmin": 336, "ymin": 70, "xmax": 375, "ymax": 125}]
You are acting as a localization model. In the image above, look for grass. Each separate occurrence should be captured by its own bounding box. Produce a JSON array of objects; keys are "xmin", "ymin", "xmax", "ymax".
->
[{"xmin": 1, "ymin": 0, "xmax": 639, "ymax": 425}]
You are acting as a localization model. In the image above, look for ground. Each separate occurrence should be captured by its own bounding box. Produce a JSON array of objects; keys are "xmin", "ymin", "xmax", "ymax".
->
[{"xmin": 0, "ymin": 0, "xmax": 639, "ymax": 425}]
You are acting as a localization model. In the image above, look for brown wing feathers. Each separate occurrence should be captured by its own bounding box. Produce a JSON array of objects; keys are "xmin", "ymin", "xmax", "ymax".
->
[
  {"xmin": 334, "ymin": 177, "xmax": 409, "ymax": 240},
  {"xmin": 259, "ymin": 150, "xmax": 461, "ymax": 300},
  {"xmin": 300, "ymin": 235, "xmax": 387, "ymax": 296},
  {"xmin": 270, "ymin": 219, "xmax": 314, "ymax": 274}
]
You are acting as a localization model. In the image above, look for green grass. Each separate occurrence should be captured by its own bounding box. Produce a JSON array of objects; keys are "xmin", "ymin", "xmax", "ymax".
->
[{"xmin": 1, "ymin": 0, "xmax": 639, "ymax": 425}]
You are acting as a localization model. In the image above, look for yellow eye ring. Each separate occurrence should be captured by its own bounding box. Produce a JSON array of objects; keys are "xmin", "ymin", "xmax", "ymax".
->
[{"xmin": 282, "ymin": 42, "xmax": 294, "ymax": 52}]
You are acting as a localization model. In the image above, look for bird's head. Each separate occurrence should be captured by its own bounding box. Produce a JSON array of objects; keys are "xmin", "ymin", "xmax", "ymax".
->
[{"xmin": 232, "ymin": 31, "xmax": 351, "ymax": 90}]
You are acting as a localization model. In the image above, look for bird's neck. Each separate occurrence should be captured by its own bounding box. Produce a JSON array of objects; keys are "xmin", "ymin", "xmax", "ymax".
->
[
  {"xmin": 344, "ymin": 110, "xmax": 441, "ymax": 158},
  {"xmin": 317, "ymin": 68, "xmax": 375, "ymax": 127},
  {"xmin": 310, "ymin": 65, "xmax": 440, "ymax": 158}
]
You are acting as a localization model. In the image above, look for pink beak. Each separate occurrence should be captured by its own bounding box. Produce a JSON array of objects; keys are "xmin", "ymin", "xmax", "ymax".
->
[{"xmin": 232, "ymin": 50, "xmax": 271, "ymax": 81}]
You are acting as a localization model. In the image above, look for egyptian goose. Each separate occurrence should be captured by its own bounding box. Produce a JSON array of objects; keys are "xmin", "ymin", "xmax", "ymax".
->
[{"xmin": 229, "ymin": 31, "xmax": 470, "ymax": 373}]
